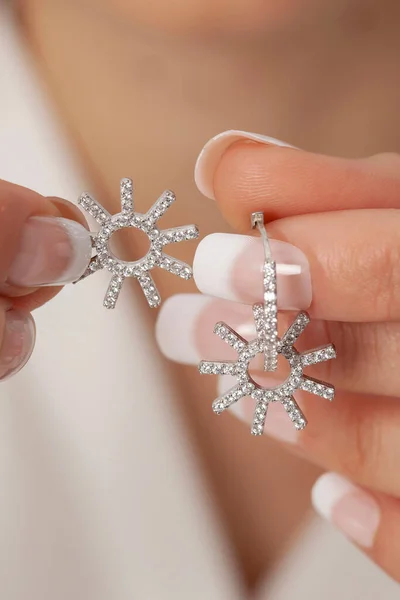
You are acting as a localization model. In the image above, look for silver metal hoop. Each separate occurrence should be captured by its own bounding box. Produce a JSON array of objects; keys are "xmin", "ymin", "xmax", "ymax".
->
[{"xmin": 251, "ymin": 212, "xmax": 278, "ymax": 372}]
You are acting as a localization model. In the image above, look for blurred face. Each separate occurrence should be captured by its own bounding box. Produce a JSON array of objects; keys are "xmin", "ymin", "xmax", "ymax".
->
[{"xmin": 84, "ymin": 0, "xmax": 364, "ymax": 36}]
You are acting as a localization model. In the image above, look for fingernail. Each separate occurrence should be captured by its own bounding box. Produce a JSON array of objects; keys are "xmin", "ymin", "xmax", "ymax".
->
[
  {"xmin": 217, "ymin": 374, "xmax": 299, "ymax": 443},
  {"xmin": 312, "ymin": 473, "xmax": 380, "ymax": 548},
  {"xmin": 194, "ymin": 233, "xmax": 311, "ymax": 310},
  {"xmin": 0, "ymin": 310, "xmax": 36, "ymax": 380},
  {"xmin": 194, "ymin": 130, "xmax": 296, "ymax": 200},
  {"xmin": 156, "ymin": 294, "xmax": 216, "ymax": 364},
  {"xmin": 7, "ymin": 217, "xmax": 92, "ymax": 287}
]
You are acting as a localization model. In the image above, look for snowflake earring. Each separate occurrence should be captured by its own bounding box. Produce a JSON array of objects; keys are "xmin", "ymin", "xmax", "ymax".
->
[
  {"xmin": 198, "ymin": 212, "xmax": 336, "ymax": 436},
  {"xmin": 75, "ymin": 178, "xmax": 199, "ymax": 309}
]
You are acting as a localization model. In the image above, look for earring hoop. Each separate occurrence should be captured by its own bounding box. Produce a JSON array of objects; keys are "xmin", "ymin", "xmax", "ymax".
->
[{"xmin": 251, "ymin": 212, "xmax": 278, "ymax": 372}]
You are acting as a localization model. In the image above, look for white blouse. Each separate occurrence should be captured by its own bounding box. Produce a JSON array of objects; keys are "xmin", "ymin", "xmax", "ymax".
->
[{"xmin": 0, "ymin": 6, "xmax": 398, "ymax": 599}]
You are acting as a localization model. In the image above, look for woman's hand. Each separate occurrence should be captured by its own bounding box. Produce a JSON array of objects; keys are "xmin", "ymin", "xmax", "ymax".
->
[
  {"xmin": 0, "ymin": 179, "xmax": 91, "ymax": 380},
  {"xmin": 156, "ymin": 130, "xmax": 400, "ymax": 582}
]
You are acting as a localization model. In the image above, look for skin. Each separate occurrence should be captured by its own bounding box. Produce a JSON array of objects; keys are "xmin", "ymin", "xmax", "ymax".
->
[
  {"xmin": 208, "ymin": 143, "xmax": 400, "ymax": 580},
  {"xmin": 10, "ymin": 0, "xmax": 400, "ymax": 587}
]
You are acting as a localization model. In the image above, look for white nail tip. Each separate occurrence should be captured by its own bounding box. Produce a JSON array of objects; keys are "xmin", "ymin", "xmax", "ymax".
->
[
  {"xmin": 311, "ymin": 473, "xmax": 355, "ymax": 522},
  {"xmin": 277, "ymin": 264, "xmax": 302, "ymax": 276},
  {"xmin": 156, "ymin": 294, "xmax": 213, "ymax": 365},
  {"xmin": 194, "ymin": 130, "xmax": 297, "ymax": 198}
]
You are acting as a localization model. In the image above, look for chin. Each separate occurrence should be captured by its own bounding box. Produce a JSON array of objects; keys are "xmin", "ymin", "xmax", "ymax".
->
[{"xmin": 96, "ymin": 0, "xmax": 353, "ymax": 36}]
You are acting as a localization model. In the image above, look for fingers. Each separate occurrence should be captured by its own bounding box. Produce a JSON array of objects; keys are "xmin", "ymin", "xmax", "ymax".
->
[
  {"xmin": 156, "ymin": 295, "xmax": 400, "ymax": 398},
  {"xmin": 217, "ymin": 374, "xmax": 400, "ymax": 497},
  {"xmin": 194, "ymin": 208, "xmax": 400, "ymax": 323},
  {"xmin": 194, "ymin": 130, "xmax": 400, "ymax": 231},
  {"xmin": 0, "ymin": 180, "xmax": 91, "ymax": 306},
  {"xmin": 312, "ymin": 473, "xmax": 400, "ymax": 583},
  {"xmin": 0, "ymin": 301, "xmax": 36, "ymax": 382},
  {"xmin": 0, "ymin": 180, "xmax": 93, "ymax": 380},
  {"xmin": 158, "ymin": 296, "xmax": 400, "ymax": 581},
  {"xmin": 190, "ymin": 132, "xmax": 400, "ymax": 582}
]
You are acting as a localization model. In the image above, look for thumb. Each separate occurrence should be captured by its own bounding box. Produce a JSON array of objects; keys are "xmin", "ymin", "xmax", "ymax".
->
[{"xmin": 0, "ymin": 179, "xmax": 91, "ymax": 381}]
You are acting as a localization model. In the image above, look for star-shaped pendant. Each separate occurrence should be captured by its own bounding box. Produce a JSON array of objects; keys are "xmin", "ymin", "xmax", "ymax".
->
[
  {"xmin": 76, "ymin": 178, "xmax": 199, "ymax": 309},
  {"xmin": 199, "ymin": 311, "xmax": 336, "ymax": 435}
]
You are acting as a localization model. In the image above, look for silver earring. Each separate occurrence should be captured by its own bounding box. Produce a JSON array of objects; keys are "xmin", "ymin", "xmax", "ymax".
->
[
  {"xmin": 251, "ymin": 212, "xmax": 278, "ymax": 372},
  {"xmin": 198, "ymin": 212, "xmax": 336, "ymax": 436},
  {"xmin": 75, "ymin": 178, "xmax": 199, "ymax": 309}
]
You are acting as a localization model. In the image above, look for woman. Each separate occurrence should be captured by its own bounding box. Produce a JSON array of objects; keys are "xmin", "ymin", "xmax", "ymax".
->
[{"xmin": 1, "ymin": 1, "xmax": 400, "ymax": 597}]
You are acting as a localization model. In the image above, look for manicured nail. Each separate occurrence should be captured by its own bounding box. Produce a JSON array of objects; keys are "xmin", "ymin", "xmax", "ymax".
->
[
  {"xmin": 157, "ymin": 294, "xmax": 299, "ymax": 444},
  {"xmin": 217, "ymin": 373, "xmax": 299, "ymax": 443},
  {"xmin": 194, "ymin": 130, "xmax": 297, "ymax": 199},
  {"xmin": 7, "ymin": 217, "xmax": 92, "ymax": 287},
  {"xmin": 0, "ymin": 310, "xmax": 36, "ymax": 380},
  {"xmin": 156, "ymin": 294, "xmax": 253, "ymax": 365},
  {"xmin": 312, "ymin": 473, "xmax": 380, "ymax": 548},
  {"xmin": 194, "ymin": 233, "xmax": 311, "ymax": 310}
]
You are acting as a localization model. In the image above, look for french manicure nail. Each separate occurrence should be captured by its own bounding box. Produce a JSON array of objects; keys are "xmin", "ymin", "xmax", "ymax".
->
[
  {"xmin": 194, "ymin": 130, "xmax": 297, "ymax": 199},
  {"xmin": 0, "ymin": 310, "xmax": 36, "ymax": 380},
  {"xmin": 7, "ymin": 217, "xmax": 92, "ymax": 287},
  {"xmin": 194, "ymin": 233, "xmax": 312, "ymax": 310},
  {"xmin": 312, "ymin": 473, "xmax": 381, "ymax": 548}
]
